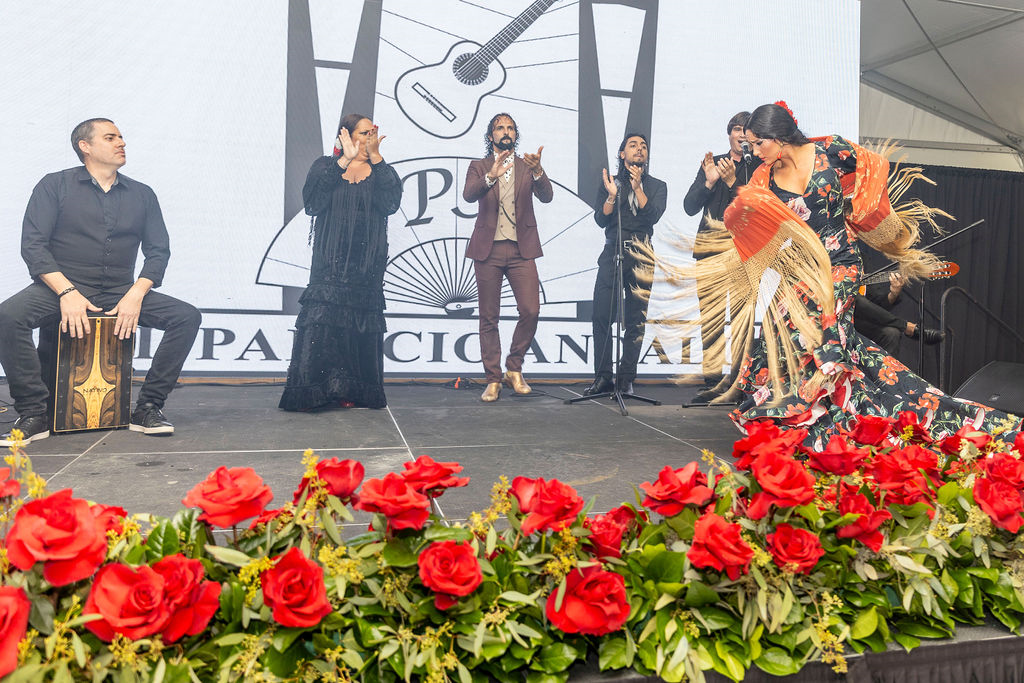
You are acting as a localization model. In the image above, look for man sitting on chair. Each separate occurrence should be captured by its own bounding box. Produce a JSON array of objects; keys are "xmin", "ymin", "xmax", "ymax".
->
[{"xmin": 0, "ymin": 118, "xmax": 201, "ymax": 445}]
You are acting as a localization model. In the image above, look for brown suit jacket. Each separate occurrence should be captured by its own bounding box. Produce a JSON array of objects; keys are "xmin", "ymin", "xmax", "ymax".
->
[{"xmin": 462, "ymin": 155, "xmax": 554, "ymax": 261}]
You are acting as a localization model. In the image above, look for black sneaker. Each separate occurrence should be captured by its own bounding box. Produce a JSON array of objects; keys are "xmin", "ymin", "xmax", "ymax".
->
[
  {"xmin": 1, "ymin": 415, "xmax": 50, "ymax": 447},
  {"xmin": 129, "ymin": 403, "xmax": 174, "ymax": 436}
]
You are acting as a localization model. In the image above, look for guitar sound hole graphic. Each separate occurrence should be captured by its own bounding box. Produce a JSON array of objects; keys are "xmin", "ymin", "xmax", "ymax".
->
[
  {"xmin": 452, "ymin": 53, "xmax": 488, "ymax": 86},
  {"xmin": 383, "ymin": 237, "xmax": 546, "ymax": 318},
  {"xmin": 394, "ymin": 0, "xmax": 558, "ymax": 138}
]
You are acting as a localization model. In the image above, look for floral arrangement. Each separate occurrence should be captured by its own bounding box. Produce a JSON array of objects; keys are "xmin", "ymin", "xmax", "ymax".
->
[{"xmin": 2, "ymin": 412, "xmax": 1024, "ymax": 683}]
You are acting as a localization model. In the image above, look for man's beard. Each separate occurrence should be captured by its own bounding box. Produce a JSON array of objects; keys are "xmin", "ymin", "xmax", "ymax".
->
[{"xmin": 495, "ymin": 136, "xmax": 514, "ymax": 151}]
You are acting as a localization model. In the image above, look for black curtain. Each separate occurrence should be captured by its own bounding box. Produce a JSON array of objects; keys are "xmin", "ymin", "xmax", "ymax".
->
[{"xmin": 860, "ymin": 164, "xmax": 1024, "ymax": 393}]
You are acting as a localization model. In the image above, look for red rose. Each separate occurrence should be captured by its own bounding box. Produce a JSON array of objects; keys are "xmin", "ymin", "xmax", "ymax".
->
[
  {"xmin": 895, "ymin": 411, "xmax": 932, "ymax": 444},
  {"xmin": 248, "ymin": 507, "xmax": 285, "ymax": 530},
  {"xmin": 418, "ymin": 541, "xmax": 482, "ymax": 610},
  {"xmin": 151, "ymin": 554, "xmax": 222, "ymax": 643},
  {"xmin": 746, "ymin": 452, "xmax": 816, "ymax": 519},
  {"xmin": 91, "ymin": 503, "xmax": 128, "ymax": 536},
  {"xmin": 732, "ymin": 421, "xmax": 806, "ymax": 470},
  {"xmin": 639, "ymin": 463, "xmax": 714, "ymax": 516},
  {"xmin": 766, "ymin": 524, "xmax": 824, "ymax": 574},
  {"xmin": 0, "ymin": 468, "xmax": 19, "ymax": 498},
  {"xmin": 835, "ymin": 493, "xmax": 892, "ymax": 552},
  {"xmin": 939, "ymin": 424, "xmax": 993, "ymax": 456},
  {"xmin": 293, "ymin": 457, "xmax": 364, "ymax": 504},
  {"xmin": 401, "ymin": 455, "xmax": 469, "ymax": 498},
  {"xmin": 261, "ymin": 547, "xmax": 333, "ymax": 628},
  {"xmin": 973, "ymin": 478, "xmax": 1024, "ymax": 533},
  {"xmin": 353, "ymin": 473, "xmax": 430, "ymax": 530},
  {"xmin": 846, "ymin": 415, "xmax": 896, "ymax": 447},
  {"xmin": 5, "ymin": 489, "xmax": 107, "ymax": 586},
  {"xmin": 870, "ymin": 445, "xmax": 940, "ymax": 507},
  {"xmin": 584, "ymin": 513, "xmax": 628, "ymax": 559},
  {"xmin": 83, "ymin": 564, "xmax": 170, "ymax": 641},
  {"xmin": 983, "ymin": 453, "xmax": 1024, "ymax": 489},
  {"xmin": 510, "ymin": 477, "xmax": 584, "ymax": 535},
  {"xmin": 606, "ymin": 504, "xmax": 647, "ymax": 529},
  {"xmin": 687, "ymin": 510, "xmax": 754, "ymax": 580},
  {"xmin": 0, "ymin": 586, "xmax": 31, "ymax": 678},
  {"xmin": 182, "ymin": 467, "xmax": 273, "ymax": 528},
  {"xmin": 545, "ymin": 566, "xmax": 630, "ymax": 636},
  {"xmin": 807, "ymin": 435, "xmax": 870, "ymax": 476}
]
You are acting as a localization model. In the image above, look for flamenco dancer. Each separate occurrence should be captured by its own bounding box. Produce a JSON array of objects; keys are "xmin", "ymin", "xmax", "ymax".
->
[
  {"xmin": 654, "ymin": 102, "xmax": 1021, "ymax": 447},
  {"xmin": 279, "ymin": 114, "xmax": 402, "ymax": 411}
]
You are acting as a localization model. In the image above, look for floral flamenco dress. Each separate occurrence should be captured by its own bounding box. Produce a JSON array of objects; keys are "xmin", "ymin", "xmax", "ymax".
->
[
  {"xmin": 705, "ymin": 135, "xmax": 1021, "ymax": 448},
  {"xmin": 279, "ymin": 156, "xmax": 402, "ymax": 411}
]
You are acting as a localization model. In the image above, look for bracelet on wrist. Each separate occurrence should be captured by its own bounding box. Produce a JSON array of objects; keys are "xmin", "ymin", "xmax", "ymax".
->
[
  {"xmin": 605, "ymin": 196, "xmax": 616, "ymax": 205},
  {"xmin": 57, "ymin": 286, "xmax": 77, "ymax": 298}
]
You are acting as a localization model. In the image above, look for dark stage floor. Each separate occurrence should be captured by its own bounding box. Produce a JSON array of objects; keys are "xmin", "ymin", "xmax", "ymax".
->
[{"xmin": 0, "ymin": 380, "xmax": 741, "ymax": 525}]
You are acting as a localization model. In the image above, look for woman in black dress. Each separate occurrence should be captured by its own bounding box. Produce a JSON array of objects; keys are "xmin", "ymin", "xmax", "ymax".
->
[{"xmin": 279, "ymin": 114, "xmax": 402, "ymax": 411}]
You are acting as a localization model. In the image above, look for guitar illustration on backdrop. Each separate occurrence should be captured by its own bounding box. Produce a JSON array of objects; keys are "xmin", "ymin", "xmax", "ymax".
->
[{"xmin": 394, "ymin": 0, "xmax": 558, "ymax": 138}]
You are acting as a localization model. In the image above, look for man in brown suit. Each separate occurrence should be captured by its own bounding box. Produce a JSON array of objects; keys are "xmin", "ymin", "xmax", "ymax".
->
[{"xmin": 462, "ymin": 113, "xmax": 553, "ymax": 402}]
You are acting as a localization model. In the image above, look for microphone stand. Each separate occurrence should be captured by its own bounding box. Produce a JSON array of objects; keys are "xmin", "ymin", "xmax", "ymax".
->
[{"xmin": 566, "ymin": 179, "xmax": 661, "ymax": 415}]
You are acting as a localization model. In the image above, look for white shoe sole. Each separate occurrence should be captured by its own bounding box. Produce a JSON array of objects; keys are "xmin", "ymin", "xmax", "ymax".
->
[
  {"xmin": 0, "ymin": 430, "xmax": 50, "ymax": 447},
  {"xmin": 129, "ymin": 424, "xmax": 174, "ymax": 436}
]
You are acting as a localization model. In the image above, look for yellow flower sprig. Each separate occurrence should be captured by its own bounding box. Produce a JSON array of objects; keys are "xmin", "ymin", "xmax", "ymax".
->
[
  {"xmin": 239, "ymin": 556, "xmax": 275, "ymax": 605},
  {"xmin": 469, "ymin": 476, "xmax": 512, "ymax": 536}
]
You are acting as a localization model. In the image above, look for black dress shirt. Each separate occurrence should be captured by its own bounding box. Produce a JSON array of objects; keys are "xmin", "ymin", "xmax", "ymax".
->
[
  {"xmin": 593, "ymin": 174, "xmax": 668, "ymax": 240},
  {"xmin": 21, "ymin": 167, "xmax": 170, "ymax": 289}
]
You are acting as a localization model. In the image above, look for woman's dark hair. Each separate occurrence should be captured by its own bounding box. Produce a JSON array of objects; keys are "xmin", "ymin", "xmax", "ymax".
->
[
  {"xmin": 483, "ymin": 112, "xmax": 519, "ymax": 155},
  {"xmin": 745, "ymin": 104, "xmax": 809, "ymax": 145},
  {"xmin": 339, "ymin": 113, "xmax": 370, "ymax": 135},
  {"xmin": 615, "ymin": 132, "xmax": 649, "ymax": 184}
]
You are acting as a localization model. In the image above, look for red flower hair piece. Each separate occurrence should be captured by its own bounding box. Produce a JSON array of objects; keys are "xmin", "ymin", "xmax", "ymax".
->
[{"xmin": 774, "ymin": 100, "xmax": 797, "ymax": 126}]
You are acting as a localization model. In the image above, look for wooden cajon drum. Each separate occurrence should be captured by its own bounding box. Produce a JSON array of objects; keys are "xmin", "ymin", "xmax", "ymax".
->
[{"xmin": 51, "ymin": 317, "xmax": 134, "ymax": 433}]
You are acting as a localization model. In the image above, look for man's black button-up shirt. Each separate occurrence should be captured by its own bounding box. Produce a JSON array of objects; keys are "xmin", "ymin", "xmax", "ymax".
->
[{"xmin": 21, "ymin": 166, "xmax": 170, "ymax": 289}]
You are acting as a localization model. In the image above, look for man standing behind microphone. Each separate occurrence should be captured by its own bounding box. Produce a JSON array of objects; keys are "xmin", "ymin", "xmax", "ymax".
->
[
  {"xmin": 463, "ymin": 113, "xmax": 552, "ymax": 402},
  {"xmin": 583, "ymin": 132, "xmax": 667, "ymax": 397},
  {"xmin": 683, "ymin": 111, "xmax": 761, "ymax": 404}
]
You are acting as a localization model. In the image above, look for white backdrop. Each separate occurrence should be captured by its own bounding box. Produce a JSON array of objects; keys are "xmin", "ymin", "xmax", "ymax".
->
[{"xmin": 0, "ymin": 0, "xmax": 860, "ymax": 377}]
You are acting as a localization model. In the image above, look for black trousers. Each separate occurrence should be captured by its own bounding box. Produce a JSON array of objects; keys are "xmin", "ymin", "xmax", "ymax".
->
[
  {"xmin": 853, "ymin": 294, "xmax": 905, "ymax": 355},
  {"xmin": 0, "ymin": 282, "xmax": 201, "ymax": 418},
  {"xmin": 591, "ymin": 239, "xmax": 653, "ymax": 381}
]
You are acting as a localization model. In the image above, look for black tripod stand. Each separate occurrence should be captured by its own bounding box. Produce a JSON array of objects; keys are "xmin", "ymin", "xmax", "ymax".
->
[{"xmin": 565, "ymin": 188, "xmax": 661, "ymax": 416}]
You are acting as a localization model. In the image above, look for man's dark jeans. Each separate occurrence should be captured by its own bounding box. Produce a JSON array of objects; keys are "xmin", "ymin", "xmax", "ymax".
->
[{"xmin": 0, "ymin": 282, "xmax": 201, "ymax": 418}]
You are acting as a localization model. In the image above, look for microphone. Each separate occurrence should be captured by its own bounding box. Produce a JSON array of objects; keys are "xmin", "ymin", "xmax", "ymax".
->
[{"xmin": 741, "ymin": 141, "xmax": 752, "ymax": 164}]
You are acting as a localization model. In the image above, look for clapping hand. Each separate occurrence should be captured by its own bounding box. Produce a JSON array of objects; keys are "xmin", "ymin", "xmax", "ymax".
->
[
  {"xmin": 522, "ymin": 146, "xmax": 544, "ymax": 176},
  {"xmin": 627, "ymin": 163, "xmax": 643, "ymax": 191},
  {"xmin": 702, "ymin": 151, "xmax": 720, "ymax": 187},
  {"xmin": 336, "ymin": 128, "xmax": 361, "ymax": 167},
  {"xmin": 601, "ymin": 168, "xmax": 617, "ymax": 200},
  {"xmin": 487, "ymin": 149, "xmax": 513, "ymax": 180},
  {"xmin": 366, "ymin": 125, "xmax": 386, "ymax": 162},
  {"xmin": 716, "ymin": 157, "xmax": 736, "ymax": 187}
]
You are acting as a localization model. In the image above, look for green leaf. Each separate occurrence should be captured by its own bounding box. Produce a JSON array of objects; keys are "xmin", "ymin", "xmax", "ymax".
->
[
  {"xmin": 319, "ymin": 507, "xmax": 343, "ymax": 545},
  {"xmin": 754, "ymin": 647, "xmax": 801, "ymax": 677},
  {"xmin": 936, "ymin": 482, "xmax": 960, "ymax": 505},
  {"xmin": 692, "ymin": 606, "xmax": 736, "ymax": 631},
  {"xmin": 380, "ymin": 538, "xmax": 418, "ymax": 568},
  {"xmin": 598, "ymin": 637, "xmax": 628, "ymax": 671},
  {"xmin": 272, "ymin": 628, "xmax": 309, "ymax": 653},
  {"xmin": 144, "ymin": 519, "xmax": 181, "ymax": 561},
  {"xmin": 533, "ymin": 642, "xmax": 582, "ymax": 674},
  {"xmin": 850, "ymin": 606, "xmax": 878, "ymax": 639},
  {"xmin": 424, "ymin": 525, "xmax": 474, "ymax": 542},
  {"xmin": 892, "ymin": 631, "xmax": 921, "ymax": 652},
  {"xmin": 644, "ymin": 551, "xmax": 688, "ymax": 583},
  {"xmin": 683, "ymin": 581, "xmax": 719, "ymax": 607},
  {"xmin": 204, "ymin": 545, "xmax": 253, "ymax": 567}
]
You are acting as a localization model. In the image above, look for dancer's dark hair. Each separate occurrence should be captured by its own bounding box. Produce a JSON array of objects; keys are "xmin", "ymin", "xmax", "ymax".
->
[
  {"xmin": 745, "ymin": 104, "xmax": 809, "ymax": 145},
  {"xmin": 483, "ymin": 113, "xmax": 519, "ymax": 155},
  {"xmin": 339, "ymin": 113, "xmax": 370, "ymax": 135}
]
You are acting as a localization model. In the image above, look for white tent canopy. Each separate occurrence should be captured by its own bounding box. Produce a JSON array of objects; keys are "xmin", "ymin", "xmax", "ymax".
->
[{"xmin": 860, "ymin": 0, "xmax": 1024, "ymax": 171}]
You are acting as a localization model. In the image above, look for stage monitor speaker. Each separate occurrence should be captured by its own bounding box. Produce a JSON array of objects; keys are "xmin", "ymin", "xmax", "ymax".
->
[{"xmin": 952, "ymin": 361, "xmax": 1024, "ymax": 416}]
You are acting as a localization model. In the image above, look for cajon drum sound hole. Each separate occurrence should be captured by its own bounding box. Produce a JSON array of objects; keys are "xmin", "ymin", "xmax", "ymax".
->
[{"xmin": 53, "ymin": 317, "xmax": 134, "ymax": 433}]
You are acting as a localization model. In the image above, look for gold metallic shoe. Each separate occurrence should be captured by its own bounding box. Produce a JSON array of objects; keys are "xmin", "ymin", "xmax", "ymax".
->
[
  {"xmin": 481, "ymin": 382, "xmax": 501, "ymax": 402},
  {"xmin": 503, "ymin": 371, "xmax": 532, "ymax": 395}
]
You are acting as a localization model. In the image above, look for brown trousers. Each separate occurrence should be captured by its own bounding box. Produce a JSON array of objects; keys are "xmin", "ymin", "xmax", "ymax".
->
[{"xmin": 473, "ymin": 240, "xmax": 540, "ymax": 383}]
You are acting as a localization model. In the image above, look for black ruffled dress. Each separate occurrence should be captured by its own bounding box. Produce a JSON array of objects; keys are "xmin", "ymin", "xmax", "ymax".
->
[{"xmin": 279, "ymin": 156, "xmax": 402, "ymax": 410}]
